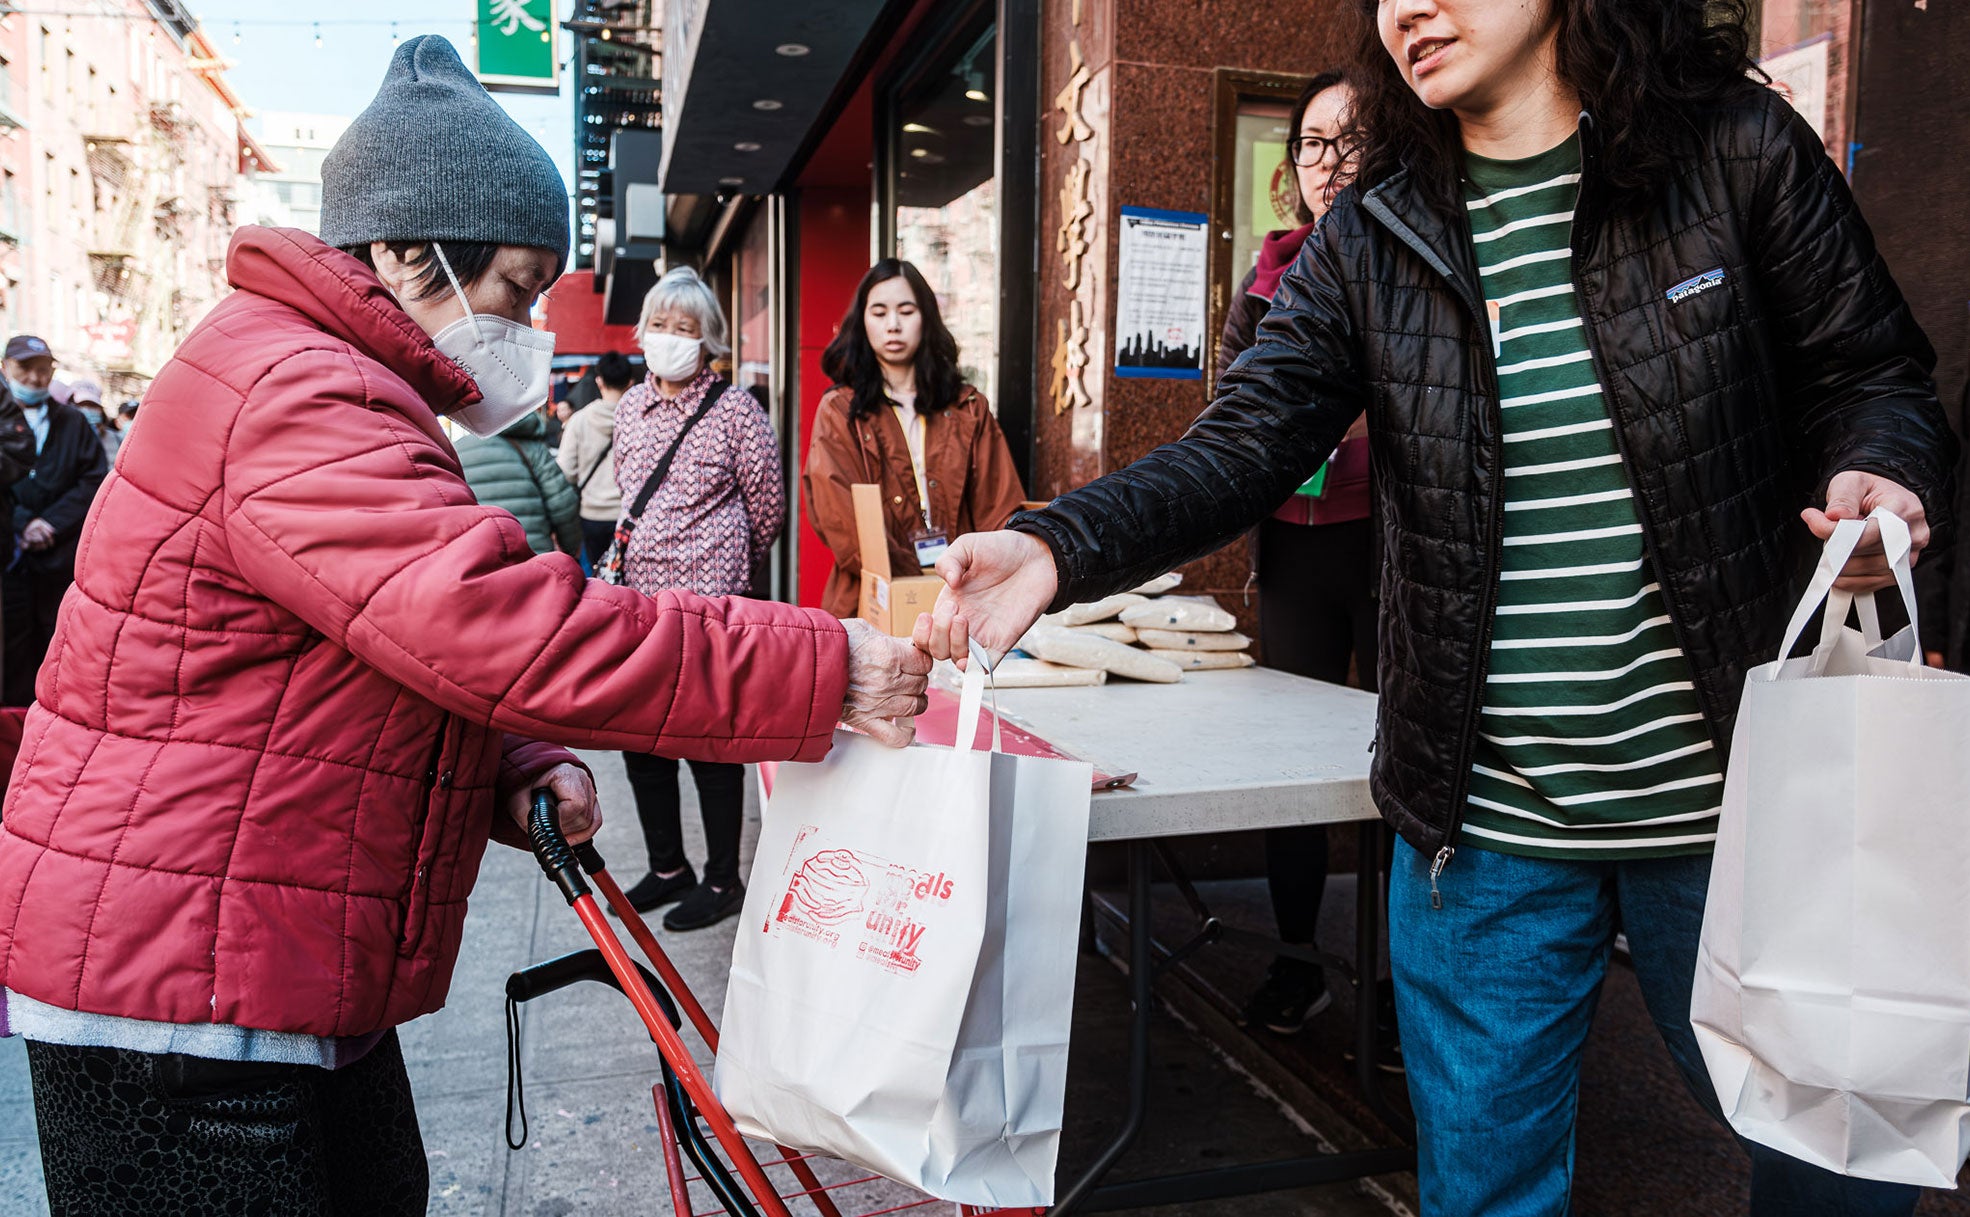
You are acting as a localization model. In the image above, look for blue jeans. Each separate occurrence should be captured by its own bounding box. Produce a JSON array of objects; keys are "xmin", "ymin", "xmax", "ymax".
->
[{"xmin": 1389, "ymin": 840, "xmax": 1922, "ymax": 1217}]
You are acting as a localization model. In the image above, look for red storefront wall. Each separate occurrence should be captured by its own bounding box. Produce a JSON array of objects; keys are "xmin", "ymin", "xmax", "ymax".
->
[{"xmin": 790, "ymin": 80, "xmax": 876, "ymax": 610}]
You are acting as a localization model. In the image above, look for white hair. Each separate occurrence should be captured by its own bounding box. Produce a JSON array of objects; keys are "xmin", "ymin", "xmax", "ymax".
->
[{"xmin": 636, "ymin": 265, "xmax": 730, "ymax": 358}]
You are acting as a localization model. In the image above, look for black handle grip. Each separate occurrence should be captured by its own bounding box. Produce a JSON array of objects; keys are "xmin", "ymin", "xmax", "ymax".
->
[
  {"xmin": 573, "ymin": 840, "xmax": 606, "ymax": 874},
  {"xmin": 528, "ymin": 788, "xmax": 589, "ymax": 905},
  {"xmin": 505, "ymin": 949, "xmax": 680, "ymax": 1027}
]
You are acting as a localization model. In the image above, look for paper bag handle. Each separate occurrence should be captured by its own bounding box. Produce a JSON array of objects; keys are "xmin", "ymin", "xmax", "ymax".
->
[
  {"xmin": 954, "ymin": 639, "xmax": 1004, "ymax": 755},
  {"xmin": 1770, "ymin": 507, "xmax": 1918, "ymax": 679}
]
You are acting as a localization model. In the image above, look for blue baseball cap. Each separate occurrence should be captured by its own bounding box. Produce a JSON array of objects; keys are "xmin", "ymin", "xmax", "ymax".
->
[{"xmin": 3, "ymin": 335, "xmax": 52, "ymax": 363}]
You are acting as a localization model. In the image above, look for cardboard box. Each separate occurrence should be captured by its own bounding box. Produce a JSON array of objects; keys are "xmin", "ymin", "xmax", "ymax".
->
[{"xmin": 853, "ymin": 483, "xmax": 944, "ymax": 637}]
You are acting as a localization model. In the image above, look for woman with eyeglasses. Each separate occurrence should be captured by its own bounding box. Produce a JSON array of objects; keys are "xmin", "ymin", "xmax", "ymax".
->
[
  {"xmin": 917, "ymin": 1, "xmax": 1955, "ymax": 1210},
  {"xmin": 1214, "ymin": 72, "xmax": 1376, "ymax": 1045}
]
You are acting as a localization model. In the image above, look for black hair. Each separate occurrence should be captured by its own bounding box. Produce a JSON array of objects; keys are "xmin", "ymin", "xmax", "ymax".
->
[
  {"xmin": 820, "ymin": 259, "xmax": 966, "ymax": 422},
  {"xmin": 1347, "ymin": 0, "xmax": 1761, "ymax": 206},
  {"xmin": 593, "ymin": 350, "xmax": 635, "ymax": 391},
  {"xmin": 341, "ymin": 241, "xmax": 564, "ymax": 302},
  {"xmin": 1286, "ymin": 70, "xmax": 1351, "ymax": 225}
]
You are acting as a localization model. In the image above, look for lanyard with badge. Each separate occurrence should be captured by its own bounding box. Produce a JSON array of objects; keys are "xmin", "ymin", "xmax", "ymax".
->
[{"xmin": 892, "ymin": 401, "xmax": 949, "ymax": 568}]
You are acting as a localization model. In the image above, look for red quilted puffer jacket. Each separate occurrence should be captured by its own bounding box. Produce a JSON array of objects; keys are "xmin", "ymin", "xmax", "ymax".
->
[{"xmin": 0, "ymin": 227, "xmax": 850, "ymax": 1038}]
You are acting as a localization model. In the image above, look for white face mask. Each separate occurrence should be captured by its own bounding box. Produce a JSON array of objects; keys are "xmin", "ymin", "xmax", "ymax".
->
[
  {"xmin": 641, "ymin": 331, "xmax": 704, "ymax": 383},
  {"xmin": 427, "ymin": 243, "xmax": 556, "ymax": 438}
]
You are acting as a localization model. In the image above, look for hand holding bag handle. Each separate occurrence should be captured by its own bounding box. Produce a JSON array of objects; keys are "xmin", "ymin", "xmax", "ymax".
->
[
  {"xmin": 1771, "ymin": 507, "xmax": 1920, "ymax": 680},
  {"xmin": 954, "ymin": 639, "xmax": 1004, "ymax": 756}
]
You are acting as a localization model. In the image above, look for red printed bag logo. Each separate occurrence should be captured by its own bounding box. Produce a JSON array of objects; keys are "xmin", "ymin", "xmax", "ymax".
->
[{"xmin": 768, "ymin": 831, "xmax": 957, "ymax": 975}]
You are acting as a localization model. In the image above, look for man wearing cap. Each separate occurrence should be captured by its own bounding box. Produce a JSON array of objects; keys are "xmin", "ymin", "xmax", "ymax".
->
[
  {"xmin": 0, "ymin": 336, "xmax": 108, "ymax": 707},
  {"xmin": 0, "ymin": 35, "xmax": 927, "ymax": 1215}
]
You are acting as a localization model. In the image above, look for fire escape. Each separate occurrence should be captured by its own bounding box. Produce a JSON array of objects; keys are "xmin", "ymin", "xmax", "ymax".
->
[{"xmin": 570, "ymin": 0, "xmax": 660, "ymax": 273}]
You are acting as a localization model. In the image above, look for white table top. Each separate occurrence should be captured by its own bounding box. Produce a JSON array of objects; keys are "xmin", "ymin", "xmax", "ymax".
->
[{"xmin": 990, "ymin": 667, "xmax": 1380, "ymax": 842}]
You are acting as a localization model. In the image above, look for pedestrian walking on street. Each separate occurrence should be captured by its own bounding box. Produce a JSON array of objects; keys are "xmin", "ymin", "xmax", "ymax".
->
[
  {"xmin": 454, "ymin": 407, "xmax": 583, "ymax": 558},
  {"xmin": 64, "ymin": 377, "xmax": 120, "ymax": 463},
  {"xmin": 1, "ymin": 334, "xmax": 108, "ymax": 709},
  {"xmin": 803, "ymin": 259, "xmax": 1026, "ymax": 619},
  {"xmin": 0, "ymin": 36, "xmax": 928, "ymax": 1217},
  {"xmin": 1216, "ymin": 70, "xmax": 1379, "ymax": 1042},
  {"xmin": 557, "ymin": 348, "xmax": 632, "ymax": 571},
  {"xmin": 914, "ymin": 1, "xmax": 1956, "ymax": 1213},
  {"xmin": 610, "ymin": 266, "xmax": 788, "ymax": 932}
]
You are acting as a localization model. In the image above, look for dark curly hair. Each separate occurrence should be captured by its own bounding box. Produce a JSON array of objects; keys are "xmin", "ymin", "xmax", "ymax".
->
[
  {"xmin": 1346, "ymin": 0, "xmax": 1764, "ymax": 205},
  {"xmin": 821, "ymin": 259, "xmax": 966, "ymax": 422}
]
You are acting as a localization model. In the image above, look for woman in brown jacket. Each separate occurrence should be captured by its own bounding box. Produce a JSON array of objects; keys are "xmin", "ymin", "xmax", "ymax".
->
[{"xmin": 804, "ymin": 259, "xmax": 1025, "ymax": 618}]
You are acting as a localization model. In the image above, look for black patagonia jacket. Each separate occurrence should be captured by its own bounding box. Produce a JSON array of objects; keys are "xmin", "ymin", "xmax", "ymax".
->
[{"xmin": 1014, "ymin": 86, "xmax": 1957, "ymax": 861}]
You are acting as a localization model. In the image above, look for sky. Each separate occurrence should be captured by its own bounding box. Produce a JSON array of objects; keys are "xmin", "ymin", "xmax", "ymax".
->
[{"xmin": 190, "ymin": 0, "xmax": 577, "ymax": 192}]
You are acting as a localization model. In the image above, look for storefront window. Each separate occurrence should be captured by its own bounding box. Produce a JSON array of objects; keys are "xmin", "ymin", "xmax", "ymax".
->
[
  {"xmin": 735, "ymin": 204, "xmax": 773, "ymax": 406},
  {"xmin": 889, "ymin": 17, "xmax": 998, "ymax": 408},
  {"xmin": 1754, "ymin": 0, "xmax": 1855, "ymax": 170}
]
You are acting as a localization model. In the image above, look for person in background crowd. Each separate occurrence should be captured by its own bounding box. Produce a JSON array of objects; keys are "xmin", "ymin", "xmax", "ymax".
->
[
  {"xmin": 803, "ymin": 259, "xmax": 1026, "ymax": 619},
  {"xmin": 452, "ymin": 404, "xmax": 582, "ymax": 559},
  {"xmin": 612, "ymin": 265, "xmax": 787, "ymax": 931},
  {"xmin": 915, "ymin": 0, "xmax": 1956, "ymax": 1212},
  {"xmin": 1215, "ymin": 70, "xmax": 1373, "ymax": 1041},
  {"xmin": 0, "ymin": 357, "xmax": 38, "ymax": 699},
  {"xmin": 113, "ymin": 400, "xmax": 137, "ymax": 433},
  {"xmin": 0, "ymin": 38, "xmax": 927, "ymax": 1217},
  {"xmin": 537, "ymin": 399, "xmax": 564, "ymax": 450},
  {"xmin": 65, "ymin": 378, "xmax": 120, "ymax": 462},
  {"xmin": 557, "ymin": 349, "xmax": 631, "ymax": 572},
  {"xmin": 2, "ymin": 334, "xmax": 108, "ymax": 708}
]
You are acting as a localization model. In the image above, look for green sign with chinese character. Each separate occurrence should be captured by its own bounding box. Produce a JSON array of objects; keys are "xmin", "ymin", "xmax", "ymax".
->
[{"xmin": 476, "ymin": 0, "xmax": 558, "ymax": 95}]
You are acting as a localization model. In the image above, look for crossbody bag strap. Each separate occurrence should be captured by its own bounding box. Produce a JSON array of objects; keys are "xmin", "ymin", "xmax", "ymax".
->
[
  {"xmin": 576, "ymin": 434, "xmax": 615, "ymax": 493},
  {"xmin": 625, "ymin": 379, "xmax": 728, "ymax": 522}
]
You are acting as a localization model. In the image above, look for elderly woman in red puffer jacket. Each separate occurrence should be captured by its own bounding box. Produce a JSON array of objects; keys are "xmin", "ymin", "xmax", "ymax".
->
[{"xmin": 0, "ymin": 36, "xmax": 927, "ymax": 1217}]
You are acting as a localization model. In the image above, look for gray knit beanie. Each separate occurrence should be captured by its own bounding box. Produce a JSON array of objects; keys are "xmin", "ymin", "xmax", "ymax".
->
[{"xmin": 320, "ymin": 35, "xmax": 569, "ymax": 257}]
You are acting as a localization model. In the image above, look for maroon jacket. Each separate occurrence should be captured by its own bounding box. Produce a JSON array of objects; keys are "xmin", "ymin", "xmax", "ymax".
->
[{"xmin": 0, "ymin": 228, "xmax": 850, "ymax": 1037}]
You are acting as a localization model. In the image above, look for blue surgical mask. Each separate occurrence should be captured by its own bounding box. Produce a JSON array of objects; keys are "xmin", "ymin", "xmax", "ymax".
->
[{"xmin": 8, "ymin": 380, "xmax": 48, "ymax": 406}]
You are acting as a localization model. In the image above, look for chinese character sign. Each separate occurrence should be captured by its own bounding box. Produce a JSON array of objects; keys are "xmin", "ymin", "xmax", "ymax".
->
[{"xmin": 476, "ymin": 0, "xmax": 558, "ymax": 95}]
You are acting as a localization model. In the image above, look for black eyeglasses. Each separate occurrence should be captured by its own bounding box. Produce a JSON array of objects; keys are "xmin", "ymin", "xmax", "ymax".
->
[{"xmin": 1288, "ymin": 132, "xmax": 1359, "ymax": 168}]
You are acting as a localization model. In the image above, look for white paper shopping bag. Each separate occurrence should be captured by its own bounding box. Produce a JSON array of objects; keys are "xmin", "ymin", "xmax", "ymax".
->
[
  {"xmin": 1692, "ymin": 508, "xmax": 1970, "ymax": 1186},
  {"xmin": 716, "ymin": 652, "xmax": 1093, "ymax": 1206}
]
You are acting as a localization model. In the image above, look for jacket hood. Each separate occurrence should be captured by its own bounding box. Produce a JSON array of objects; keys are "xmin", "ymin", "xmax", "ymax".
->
[
  {"xmin": 1250, "ymin": 223, "xmax": 1318, "ymax": 301},
  {"xmin": 225, "ymin": 226, "xmax": 480, "ymax": 417}
]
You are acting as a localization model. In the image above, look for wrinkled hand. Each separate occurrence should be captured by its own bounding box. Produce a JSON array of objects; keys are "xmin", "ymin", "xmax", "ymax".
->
[
  {"xmin": 506, "ymin": 762, "xmax": 601, "ymax": 844},
  {"xmin": 913, "ymin": 530, "xmax": 1059, "ymax": 667},
  {"xmin": 20, "ymin": 519, "xmax": 54, "ymax": 551},
  {"xmin": 841, "ymin": 618, "xmax": 932, "ymax": 747},
  {"xmin": 1801, "ymin": 471, "xmax": 1929, "ymax": 593}
]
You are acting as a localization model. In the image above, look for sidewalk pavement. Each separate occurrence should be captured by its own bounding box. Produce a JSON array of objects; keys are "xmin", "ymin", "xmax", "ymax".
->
[{"xmin": 0, "ymin": 750, "xmax": 1406, "ymax": 1217}]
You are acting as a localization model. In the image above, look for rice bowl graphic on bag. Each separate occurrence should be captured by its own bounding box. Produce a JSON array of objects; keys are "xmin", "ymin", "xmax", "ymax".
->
[{"xmin": 768, "ymin": 832, "xmax": 956, "ymax": 974}]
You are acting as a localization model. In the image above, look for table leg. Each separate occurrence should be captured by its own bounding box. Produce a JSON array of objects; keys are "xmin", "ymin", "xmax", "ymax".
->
[{"xmin": 1049, "ymin": 839, "xmax": 1154, "ymax": 1216}]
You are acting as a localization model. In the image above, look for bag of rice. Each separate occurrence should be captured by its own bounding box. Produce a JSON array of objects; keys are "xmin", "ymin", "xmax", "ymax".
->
[
  {"xmin": 991, "ymin": 658, "xmax": 1108, "ymax": 688},
  {"xmin": 1120, "ymin": 597, "xmax": 1237, "ymax": 633},
  {"xmin": 1148, "ymin": 649, "xmax": 1256, "ymax": 671},
  {"xmin": 1135, "ymin": 628, "xmax": 1250, "ymax": 652},
  {"xmin": 1055, "ymin": 593, "xmax": 1149, "ymax": 626},
  {"xmin": 1019, "ymin": 625, "xmax": 1184, "ymax": 683},
  {"xmin": 1129, "ymin": 572, "xmax": 1183, "ymax": 596},
  {"xmin": 1069, "ymin": 622, "xmax": 1139, "ymax": 645}
]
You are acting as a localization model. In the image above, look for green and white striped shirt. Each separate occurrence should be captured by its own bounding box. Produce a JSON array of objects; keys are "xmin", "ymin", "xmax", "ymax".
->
[{"xmin": 1460, "ymin": 136, "xmax": 1722, "ymax": 860}]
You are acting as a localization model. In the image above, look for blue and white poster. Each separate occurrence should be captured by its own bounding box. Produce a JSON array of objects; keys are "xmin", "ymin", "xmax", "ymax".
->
[{"xmin": 1114, "ymin": 206, "xmax": 1209, "ymax": 380}]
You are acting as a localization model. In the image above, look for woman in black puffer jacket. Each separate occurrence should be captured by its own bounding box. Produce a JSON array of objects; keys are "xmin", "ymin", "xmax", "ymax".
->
[{"xmin": 921, "ymin": 2, "xmax": 1956, "ymax": 1213}]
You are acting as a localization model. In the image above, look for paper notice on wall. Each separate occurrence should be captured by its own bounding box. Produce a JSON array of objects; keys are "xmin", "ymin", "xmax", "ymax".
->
[
  {"xmin": 1115, "ymin": 206, "xmax": 1209, "ymax": 381},
  {"xmin": 1758, "ymin": 33, "xmax": 1830, "ymax": 140}
]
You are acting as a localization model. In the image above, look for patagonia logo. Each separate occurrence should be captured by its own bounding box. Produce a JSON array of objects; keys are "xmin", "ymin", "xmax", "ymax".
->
[{"xmin": 1666, "ymin": 268, "xmax": 1726, "ymax": 304}]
